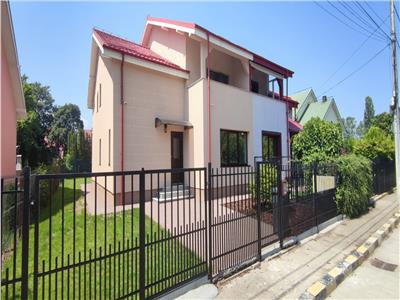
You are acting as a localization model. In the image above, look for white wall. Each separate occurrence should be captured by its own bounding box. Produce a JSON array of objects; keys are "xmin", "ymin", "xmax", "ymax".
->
[{"xmin": 252, "ymin": 93, "xmax": 289, "ymax": 160}]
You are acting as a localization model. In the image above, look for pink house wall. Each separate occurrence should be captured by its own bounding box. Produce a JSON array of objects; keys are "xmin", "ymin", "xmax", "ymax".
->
[{"xmin": 1, "ymin": 43, "xmax": 17, "ymax": 178}]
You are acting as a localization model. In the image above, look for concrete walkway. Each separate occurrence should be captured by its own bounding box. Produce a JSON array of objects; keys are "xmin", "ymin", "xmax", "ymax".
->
[
  {"xmin": 328, "ymin": 226, "xmax": 399, "ymax": 300},
  {"xmin": 215, "ymin": 193, "xmax": 399, "ymax": 300}
]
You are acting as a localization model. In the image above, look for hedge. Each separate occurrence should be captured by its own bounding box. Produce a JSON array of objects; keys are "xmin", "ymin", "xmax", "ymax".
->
[{"xmin": 335, "ymin": 154, "xmax": 373, "ymax": 218}]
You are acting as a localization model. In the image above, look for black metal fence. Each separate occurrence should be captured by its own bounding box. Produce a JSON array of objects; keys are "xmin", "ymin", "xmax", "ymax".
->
[
  {"xmin": 0, "ymin": 161, "xmax": 349, "ymax": 299},
  {"xmin": 372, "ymin": 158, "xmax": 396, "ymax": 195}
]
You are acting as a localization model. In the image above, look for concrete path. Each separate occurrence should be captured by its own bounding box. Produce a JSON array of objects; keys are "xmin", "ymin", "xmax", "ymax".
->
[
  {"xmin": 328, "ymin": 226, "xmax": 399, "ymax": 300},
  {"xmin": 215, "ymin": 193, "xmax": 399, "ymax": 300}
]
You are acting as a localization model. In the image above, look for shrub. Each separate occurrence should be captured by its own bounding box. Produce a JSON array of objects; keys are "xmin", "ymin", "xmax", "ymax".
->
[
  {"xmin": 292, "ymin": 118, "xmax": 344, "ymax": 161},
  {"xmin": 250, "ymin": 164, "xmax": 278, "ymax": 209},
  {"xmin": 34, "ymin": 160, "xmax": 63, "ymax": 208},
  {"xmin": 353, "ymin": 126, "xmax": 394, "ymax": 161},
  {"xmin": 335, "ymin": 155, "xmax": 373, "ymax": 218}
]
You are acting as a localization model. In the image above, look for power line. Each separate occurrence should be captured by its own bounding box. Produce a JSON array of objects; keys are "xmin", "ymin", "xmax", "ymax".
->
[
  {"xmin": 319, "ymin": 43, "xmax": 390, "ymax": 96},
  {"xmin": 319, "ymin": 15, "xmax": 390, "ymax": 91},
  {"xmin": 354, "ymin": 1, "xmax": 391, "ymax": 41},
  {"xmin": 314, "ymin": 1, "xmax": 386, "ymax": 42},
  {"xmin": 364, "ymin": 0, "xmax": 385, "ymax": 23},
  {"xmin": 338, "ymin": 0, "xmax": 387, "ymax": 40},
  {"xmin": 327, "ymin": 1, "xmax": 388, "ymax": 41}
]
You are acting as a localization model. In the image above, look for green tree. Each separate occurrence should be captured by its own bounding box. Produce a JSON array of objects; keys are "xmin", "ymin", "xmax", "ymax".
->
[
  {"xmin": 48, "ymin": 104, "xmax": 84, "ymax": 151},
  {"xmin": 17, "ymin": 76, "xmax": 56, "ymax": 167},
  {"xmin": 292, "ymin": 117, "xmax": 344, "ymax": 162},
  {"xmin": 342, "ymin": 116, "xmax": 357, "ymax": 140},
  {"xmin": 22, "ymin": 75, "xmax": 55, "ymax": 131},
  {"xmin": 353, "ymin": 126, "xmax": 394, "ymax": 161},
  {"xmin": 356, "ymin": 121, "xmax": 365, "ymax": 138},
  {"xmin": 65, "ymin": 129, "xmax": 91, "ymax": 172},
  {"xmin": 17, "ymin": 112, "xmax": 42, "ymax": 167},
  {"xmin": 363, "ymin": 96, "xmax": 375, "ymax": 130},
  {"xmin": 371, "ymin": 112, "xmax": 393, "ymax": 136}
]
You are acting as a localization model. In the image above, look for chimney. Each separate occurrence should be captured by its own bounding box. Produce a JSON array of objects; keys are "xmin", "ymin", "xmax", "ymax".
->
[{"xmin": 322, "ymin": 95, "xmax": 327, "ymax": 102}]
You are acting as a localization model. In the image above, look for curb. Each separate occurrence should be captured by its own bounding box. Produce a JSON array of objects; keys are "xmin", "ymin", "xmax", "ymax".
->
[{"xmin": 298, "ymin": 209, "xmax": 400, "ymax": 300}]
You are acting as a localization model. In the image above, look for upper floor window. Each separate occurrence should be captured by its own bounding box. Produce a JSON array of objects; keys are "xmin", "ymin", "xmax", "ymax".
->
[
  {"xmin": 251, "ymin": 80, "xmax": 259, "ymax": 93},
  {"xmin": 99, "ymin": 83, "xmax": 102, "ymax": 108},
  {"xmin": 208, "ymin": 70, "xmax": 229, "ymax": 85},
  {"xmin": 220, "ymin": 130, "xmax": 248, "ymax": 167}
]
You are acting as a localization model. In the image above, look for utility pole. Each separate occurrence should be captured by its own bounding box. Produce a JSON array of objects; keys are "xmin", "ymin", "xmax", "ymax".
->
[{"xmin": 390, "ymin": 0, "xmax": 400, "ymax": 196}]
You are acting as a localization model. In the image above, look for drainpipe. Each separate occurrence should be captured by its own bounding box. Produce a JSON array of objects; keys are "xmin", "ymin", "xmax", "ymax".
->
[
  {"xmin": 207, "ymin": 34, "xmax": 211, "ymax": 164},
  {"xmin": 120, "ymin": 54, "xmax": 125, "ymax": 201},
  {"xmin": 284, "ymin": 78, "xmax": 290, "ymax": 161}
]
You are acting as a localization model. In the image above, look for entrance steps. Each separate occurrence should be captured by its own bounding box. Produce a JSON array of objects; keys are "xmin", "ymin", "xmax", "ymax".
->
[{"xmin": 153, "ymin": 184, "xmax": 194, "ymax": 202}]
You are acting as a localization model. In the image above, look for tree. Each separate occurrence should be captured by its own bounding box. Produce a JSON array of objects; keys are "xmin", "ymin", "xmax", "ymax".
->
[
  {"xmin": 292, "ymin": 117, "xmax": 344, "ymax": 162},
  {"xmin": 363, "ymin": 96, "xmax": 375, "ymax": 131},
  {"xmin": 356, "ymin": 121, "xmax": 365, "ymax": 138},
  {"xmin": 48, "ymin": 104, "xmax": 84, "ymax": 152},
  {"xmin": 371, "ymin": 112, "xmax": 393, "ymax": 136},
  {"xmin": 17, "ymin": 76, "xmax": 56, "ymax": 167},
  {"xmin": 64, "ymin": 129, "xmax": 91, "ymax": 172},
  {"xmin": 353, "ymin": 126, "xmax": 394, "ymax": 161},
  {"xmin": 342, "ymin": 116, "xmax": 357, "ymax": 140},
  {"xmin": 22, "ymin": 75, "xmax": 55, "ymax": 131},
  {"xmin": 17, "ymin": 112, "xmax": 43, "ymax": 167}
]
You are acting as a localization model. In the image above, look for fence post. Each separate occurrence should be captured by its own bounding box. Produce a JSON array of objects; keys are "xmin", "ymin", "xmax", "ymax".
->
[
  {"xmin": 20, "ymin": 167, "xmax": 30, "ymax": 300},
  {"xmin": 139, "ymin": 168, "xmax": 146, "ymax": 300},
  {"xmin": 279, "ymin": 164, "xmax": 285, "ymax": 249},
  {"xmin": 313, "ymin": 162, "xmax": 318, "ymax": 230},
  {"xmin": 256, "ymin": 162, "xmax": 262, "ymax": 261},
  {"xmin": 207, "ymin": 163, "xmax": 213, "ymax": 279},
  {"xmin": 32, "ymin": 175, "xmax": 39, "ymax": 300}
]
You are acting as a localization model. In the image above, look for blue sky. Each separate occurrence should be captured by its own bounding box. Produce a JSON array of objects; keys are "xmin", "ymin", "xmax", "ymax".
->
[{"xmin": 11, "ymin": 1, "xmax": 393, "ymax": 129}]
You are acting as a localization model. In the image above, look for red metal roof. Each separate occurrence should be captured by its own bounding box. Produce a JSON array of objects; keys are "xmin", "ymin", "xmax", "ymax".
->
[
  {"xmin": 93, "ymin": 28, "xmax": 188, "ymax": 73},
  {"xmin": 146, "ymin": 17, "xmax": 293, "ymax": 78},
  {"xmin": 288, "ymin": 118, "xmax": 303, "ymax": 133}
]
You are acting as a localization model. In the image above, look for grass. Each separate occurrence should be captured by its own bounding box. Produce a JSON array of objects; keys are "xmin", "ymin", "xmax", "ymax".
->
[{"xmin": 2, "ymin": 178, "xmax": 205, "ymax": 299}]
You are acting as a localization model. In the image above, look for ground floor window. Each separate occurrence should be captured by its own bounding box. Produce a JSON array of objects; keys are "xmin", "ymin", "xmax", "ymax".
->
[
  {"xmin": 262, "ymin": 132, "xmax": 281, "ymax": 159},
  {"xmin": 220, "ymin": 130, "xmax": 248, "ymax": 166}
]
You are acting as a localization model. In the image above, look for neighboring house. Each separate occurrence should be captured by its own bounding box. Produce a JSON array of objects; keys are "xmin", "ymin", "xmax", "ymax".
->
[
  {"xmin": 291, "ymin": 88, "xmax": 343, "ymax": 126},
  {"xmin": 87, "ymin": 17, "xmax": 300, "ymax": 198},
  {"xmin": 1, "ymin": 1, "xmax": 26, "ymax": 178}
]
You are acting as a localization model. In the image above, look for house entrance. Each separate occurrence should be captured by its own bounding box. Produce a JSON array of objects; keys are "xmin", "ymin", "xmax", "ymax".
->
[{"xmin": 171, "ymin": 131, "xmax": 184, "ymax": 183}]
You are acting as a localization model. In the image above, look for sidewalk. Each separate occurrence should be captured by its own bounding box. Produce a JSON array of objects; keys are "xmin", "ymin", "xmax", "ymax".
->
[
  {"xmin": 328, "ymin": 226, "xmax": 399, "ymax": 300},
  {"xmin": 215, "ymin": 193, "xmax": 399, "ymax": 300}
]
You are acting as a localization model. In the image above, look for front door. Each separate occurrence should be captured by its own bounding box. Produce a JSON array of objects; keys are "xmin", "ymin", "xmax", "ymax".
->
[{"xmin": 171, "ymin": 132, "xmax": 184, "ymax": 184}]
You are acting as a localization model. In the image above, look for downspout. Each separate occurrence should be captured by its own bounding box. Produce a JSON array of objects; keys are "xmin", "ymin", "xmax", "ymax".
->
[
  {"xmin": 284, "ymin": 78, "xmax": 291, "ymax": 160},
  {"xmin": 120, "ymin": 54, "xmax": 125, "ymax": 201},
  {"xmin": 207, "ymin": 34, "xmax": 211, "ymax": 163}
]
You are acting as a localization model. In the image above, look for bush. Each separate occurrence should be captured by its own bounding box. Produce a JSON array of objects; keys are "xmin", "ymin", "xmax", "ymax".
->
[
  {"xmin": 292, "ymin": 118, "xmax": 344, "ymax": 161},
  {"xmin": 353, "ymin": 126, "xmax": 394, "ymax": 161},
  {"xmin": 34, "ymin": 160, "xmax": 63, "ymax": 208},
  {"xmin": 335, "ymin": 155, "xmax": 373, "ymax": 218},
  {"xmin": 250, "ymin": 164, "xmax": 278, "ymax": 209}
]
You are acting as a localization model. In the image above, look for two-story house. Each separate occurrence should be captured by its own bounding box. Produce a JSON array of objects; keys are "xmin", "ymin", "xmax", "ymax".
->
[
  {"xmin": 87, "ymin": 17, "xmax": 300, "ymax": 199},
  {"xmin": 1, "ymin": 1, "xmax": 26, "ymax": 178}
]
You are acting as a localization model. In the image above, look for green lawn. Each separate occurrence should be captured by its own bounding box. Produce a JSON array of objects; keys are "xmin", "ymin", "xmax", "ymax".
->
[{"xmin": 2, "ymin": 178, "xmax": 204, "ymax": 299}]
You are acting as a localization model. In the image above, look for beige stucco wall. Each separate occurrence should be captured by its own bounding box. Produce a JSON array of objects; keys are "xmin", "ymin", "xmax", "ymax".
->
[
  {"xmin": 112, "ymin": 61, "xmax": 187, "ymax": 192},
  {"xmin": 210, "ymin": 80, "xmax": 253, "ymax": 167},
  {"xmin": 91, "ymin": 55, "xmax": 117, "ymax": 190},
  {"xmin": 208, "ymin": 48, "xmax": 248, "ymax": 90},
  {"xmin": 186, "ymin": 37, "xmax": 201, "ymax": 86},
  {"xmin": 188, "ymin": 79, "xmax": 207, "ymax": 169},
  {"xmin": 148, "ymin": 27, "xmax": 187, "ymax": 70}
]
